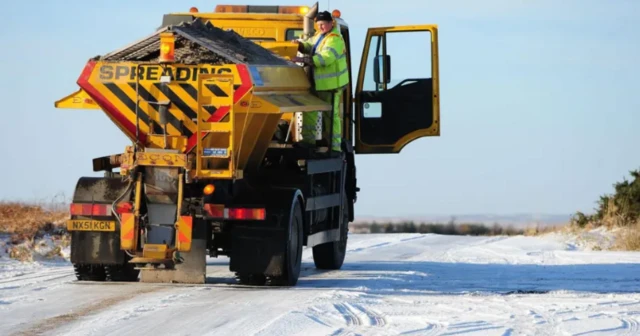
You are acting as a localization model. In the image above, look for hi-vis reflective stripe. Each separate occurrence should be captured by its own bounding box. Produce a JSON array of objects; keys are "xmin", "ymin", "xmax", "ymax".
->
[
  {"xmin": 120, "ymin": 212, "xmax": 138, "ymax": 250},
  {"xmin": 176, "ymin": 216, "xmax": 193, "ymax": 252},
  {"xmin": 321, "ymin": 46, "xmax": 345, "ymax": 60},
  {"xmin": 317, "ymin": 33, "xmax": 340, "ymax": 50},
  {"xmin": 314, "ymin": 68, "xmax": 349, "ymax": 80}
]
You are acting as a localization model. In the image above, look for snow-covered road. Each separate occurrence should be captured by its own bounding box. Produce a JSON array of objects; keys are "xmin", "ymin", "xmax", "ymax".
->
[{"xmin": 2, "ymin": 233, "xmax": 640, "ymax": 335}]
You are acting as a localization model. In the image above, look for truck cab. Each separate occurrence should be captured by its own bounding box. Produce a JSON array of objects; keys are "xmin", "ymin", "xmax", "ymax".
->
[{"xmin": 162, "ymin": 3, "xmax": 440, "ymax": 154}]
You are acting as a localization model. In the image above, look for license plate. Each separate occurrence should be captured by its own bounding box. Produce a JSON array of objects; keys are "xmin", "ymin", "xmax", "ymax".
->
[{"xmin": 67, "ymin": 220, "xmax": 116, "ymax": 232}]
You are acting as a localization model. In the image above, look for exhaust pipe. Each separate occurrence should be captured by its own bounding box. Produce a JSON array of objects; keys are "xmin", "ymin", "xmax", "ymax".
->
[
  {"xmin": 304, "ymin": 2, "xmax": 319, "ymax": 39},
  {"xmin": 302, "ymin": 2, "xmax": 319, "ymax": 92}
]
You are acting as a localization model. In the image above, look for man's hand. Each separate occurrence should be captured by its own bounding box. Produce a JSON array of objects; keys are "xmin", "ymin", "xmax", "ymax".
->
[
  {"xmin": 291, "ymin": 56, "xmax": 311, "ymax": 65},
  {"xmin": 291, "ymin": 40, "xmax": 304, "ymax": 52}
]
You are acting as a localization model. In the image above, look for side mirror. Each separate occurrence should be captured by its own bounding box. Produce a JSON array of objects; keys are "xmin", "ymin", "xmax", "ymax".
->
[{"xmin": 374, "ymin": 55, "xmax": 391, "ymax": 84}]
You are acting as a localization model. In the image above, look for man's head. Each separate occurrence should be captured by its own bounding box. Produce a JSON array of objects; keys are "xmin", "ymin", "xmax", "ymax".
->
[{"xmin": 315, "ymin": 11, "xmax": 333, "ymax": 34}]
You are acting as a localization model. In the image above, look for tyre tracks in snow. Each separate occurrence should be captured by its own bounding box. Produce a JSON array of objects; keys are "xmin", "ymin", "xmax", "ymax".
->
[
  {"xmin": 329, "ymin": 302, "xmax": 389, "ymax": 335},
  {"xmin": 9, "ymin": 284, "xmax": 168, "ymax": 336}
]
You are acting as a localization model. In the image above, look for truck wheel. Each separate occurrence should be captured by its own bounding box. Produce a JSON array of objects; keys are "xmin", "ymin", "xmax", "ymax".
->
[
  {"xmin": 236, "ymin": 273, "xmax": 267, "ymax": 286},
  {"xmin": 270, "ymin": 197, "xmax": 304, "ymax": 286},
  {"xmin": 105, "ymin": 256, "xmax": 139, "ymax": 282},
  {"xmin": 312, "ymin": 196, "xmax": 349, "ymax": 270},
  {"xmin": 73, "ymin": 264, "xmax": 107, "ymax": 281}
]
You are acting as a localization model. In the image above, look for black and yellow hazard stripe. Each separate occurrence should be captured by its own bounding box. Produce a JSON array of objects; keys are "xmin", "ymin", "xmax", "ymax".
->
[
  {"xmin": 96, "ymin": 80, "xmax": 238, "ymax": 140},
  {"xmin": 205, "ymin": 83, "xmax": 230, "ymax": 98},
  {"xmin": 128, "ymin": 83, "xmax": 193, "ymax": 138},
  {"xmin": 102, "ymin": 83, "xmax": 163, "ymax": 135}
]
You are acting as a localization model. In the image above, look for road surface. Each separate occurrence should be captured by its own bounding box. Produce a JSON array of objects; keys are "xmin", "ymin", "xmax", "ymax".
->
[{"xmin": 2, "ymin": 233, "xmax": 640, "ymax": 335}]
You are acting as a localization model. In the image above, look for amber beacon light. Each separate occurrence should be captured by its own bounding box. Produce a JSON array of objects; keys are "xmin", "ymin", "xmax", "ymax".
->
[
  {"xmin": 159, "ymin": 32, "xmax": 175, "ymax": 63},
  {"xmin": 203, "ymin": 184, "xmax": 216, "ymax": 195}
]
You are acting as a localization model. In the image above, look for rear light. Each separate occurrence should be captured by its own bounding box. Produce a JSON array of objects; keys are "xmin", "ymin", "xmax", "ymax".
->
[
  {"xmin": 228, "ymin": 208, "xmax": 266, "ymax": 220},
  {"xmin": 204, "ymin": 204, "xmax": 224, "ymax": 218},
  {"xmin": 115, "ymin": 202, "xmax": 133, "ymax": 214},
  {"xmin": 204, "ymin": 204, "xmax": 266, "ymax": 220},
  {"xmin": 70, "ymin": 203, "xmax": 112, "ymax": 216},
  {"xmin": 69, "ymin": 202, "xmax": 132, "ymax": 216}
]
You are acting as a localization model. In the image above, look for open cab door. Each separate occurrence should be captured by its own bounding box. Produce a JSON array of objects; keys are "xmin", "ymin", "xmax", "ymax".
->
[{"xmin": 354, "ymin": 25, "xmax": 439, "ymax": 154}]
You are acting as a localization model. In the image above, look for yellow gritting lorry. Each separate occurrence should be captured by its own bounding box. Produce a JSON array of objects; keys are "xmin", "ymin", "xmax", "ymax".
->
[{"xmin": 54, "ymin": 2, "xmax": 440, "ymax": 285}]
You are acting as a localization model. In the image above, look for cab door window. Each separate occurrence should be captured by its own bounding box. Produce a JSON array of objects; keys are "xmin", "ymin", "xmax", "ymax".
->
[{"xmin": 355, "ymin": 26, "xmax": 439, "ymax": 154}]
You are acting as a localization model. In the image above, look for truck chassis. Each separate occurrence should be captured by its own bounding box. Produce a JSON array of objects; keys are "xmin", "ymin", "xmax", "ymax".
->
[{"xmin": 68, "ymin": 141, "xmax": 356, "ymax": 286}]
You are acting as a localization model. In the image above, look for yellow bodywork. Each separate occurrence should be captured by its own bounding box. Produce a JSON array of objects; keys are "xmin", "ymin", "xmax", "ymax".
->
[
  {"xmin": 55, "ymin": 89, "xmax": 100, "ymax": 110},
  {"xmin": 55, "ymin": 8, "xmax": 442, "ymax": 175},
  {"xmin": 186, "ymin": 13, "xmax": 305, "ymax": 41},
  {"xmin": 62, "ymin": 59, "xmax": 330, "ymax": 181}
]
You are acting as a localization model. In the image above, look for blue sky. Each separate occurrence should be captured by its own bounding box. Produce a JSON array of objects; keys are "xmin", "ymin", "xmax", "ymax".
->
[{"xmin": 1, "ymin": 0, "xmax": 638, "ymax": 218}]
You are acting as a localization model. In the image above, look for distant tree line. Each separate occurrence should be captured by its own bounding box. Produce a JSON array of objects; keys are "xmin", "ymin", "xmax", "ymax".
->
[
  {"xmin": 572, "ymin": 168, "xmax": 640, "ymax": 228},
  {"xmin": 351, "ymin": 220, "xmax": 524, "ymax": 236}
]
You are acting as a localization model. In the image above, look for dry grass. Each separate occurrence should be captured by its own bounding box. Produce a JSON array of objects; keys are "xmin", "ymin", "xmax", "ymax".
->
[
  {"xmin": 523, "ymin": 224, "xmax": 569, "ymax": 236},
  {"xmin": 613, "ymin": 221, "xmax": 640, "ymax": 251},
  {"xmin": 0, "ymin": 200, "xmax": 69, "ymax": 245}
]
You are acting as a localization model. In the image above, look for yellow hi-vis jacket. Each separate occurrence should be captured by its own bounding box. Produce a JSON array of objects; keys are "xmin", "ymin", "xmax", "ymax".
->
[{"xmin": 300, "ymin": 26, "xmax": 349, "ymax": 91}]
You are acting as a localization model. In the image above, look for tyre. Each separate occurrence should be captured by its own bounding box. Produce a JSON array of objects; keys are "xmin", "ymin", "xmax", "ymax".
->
[
  {"xmin": 105, "ymin": 256, "xmax": 140, "ymax": 282},
  {"xmin": 271, "ymin": 197, "xmax": 304, "ymax": 286},
  {"xmin": 236, "ymin": 273, "xmax": 267, "ymax": 286},
  {"xmin": 312, "ymin": 195, "xmax": 349, "ymax": 270},
  {"xmin": 73, "ymin": 264, "xmax": 107, "ymax": 281}
]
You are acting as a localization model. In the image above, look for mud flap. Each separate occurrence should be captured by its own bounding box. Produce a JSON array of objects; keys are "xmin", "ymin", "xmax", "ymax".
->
[
  {"xmin": 70, "ymin": 177, "xmax": 131, "ymax": 265},
  {"xmin": 229, "ymin": 225, "xmax": 286, "ymax": 277},
  {"xmin": 229, "ymin": 188, "xmax": 303, "ymax": 280},
  {"xmin": 70, "ymin": 231, "xmax": 125, "ymax": 265},
  {"xmin": 139, "ymin": 218, "xmax": 207, "ymax": 284}
]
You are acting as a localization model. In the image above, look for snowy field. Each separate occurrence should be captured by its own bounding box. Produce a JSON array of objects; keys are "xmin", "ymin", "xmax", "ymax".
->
[{"xmin": 2, "ymin": 233, "xmax": 640, "ymax": 335}]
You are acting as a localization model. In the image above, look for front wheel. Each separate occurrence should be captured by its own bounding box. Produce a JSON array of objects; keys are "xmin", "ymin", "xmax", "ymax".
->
[{"xmin": 312, "ymin": 196, "xmax": 349, "ymax": 270}]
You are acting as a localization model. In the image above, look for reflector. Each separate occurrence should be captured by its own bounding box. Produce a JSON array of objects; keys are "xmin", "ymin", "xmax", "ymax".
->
[{"xmin": 203, "ymin": 184, "xmax": 216, "ymax": 195}]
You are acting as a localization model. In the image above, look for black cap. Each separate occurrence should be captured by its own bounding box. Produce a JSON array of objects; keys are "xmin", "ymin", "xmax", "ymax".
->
[{"xmin": 316, "ymin": 11, "xmax": 333, "ymax": 22}]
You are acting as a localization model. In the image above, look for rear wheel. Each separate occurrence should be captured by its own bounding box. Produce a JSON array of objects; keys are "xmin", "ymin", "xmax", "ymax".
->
[
  {"xmin": 105, "ymin": 256, "xmax": 140, "ymax": 282},
  {"xmin": 270, "ymin": 198, "xmax": 304, "ymax": 286},
  {"xmin": 312, "ymin": 195, "xmax": 349, "ymax": 270},
  {"xmin": 73, "ymin": 264, "xmax": 107, "ymax": 281},
  {"xmin": 236, "ymin": 273, "xmax": 267, "ymax": 286}
]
